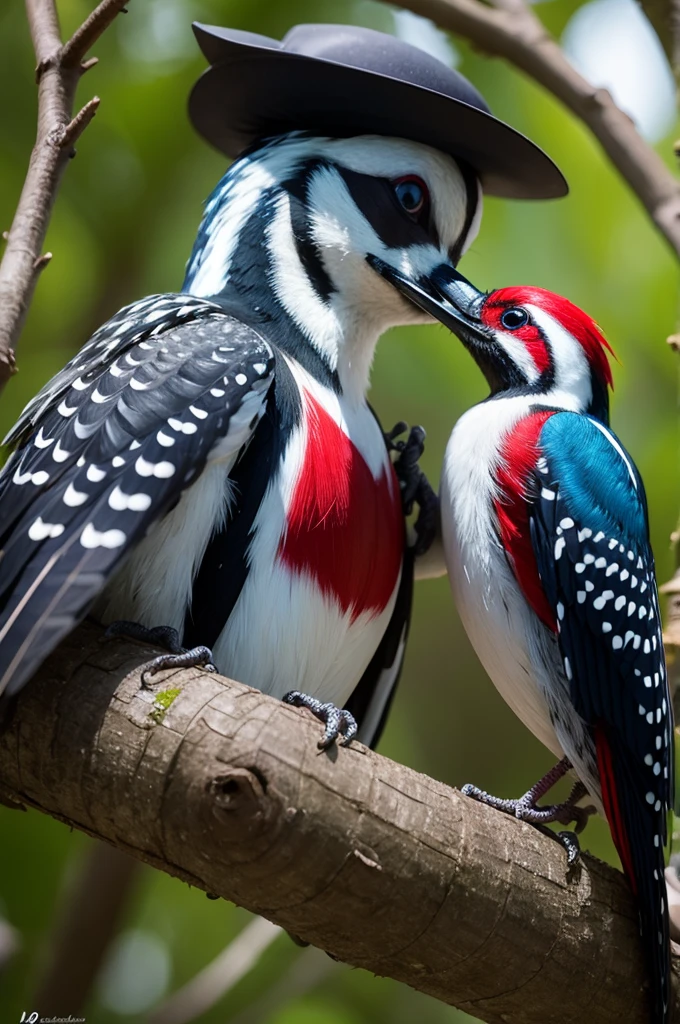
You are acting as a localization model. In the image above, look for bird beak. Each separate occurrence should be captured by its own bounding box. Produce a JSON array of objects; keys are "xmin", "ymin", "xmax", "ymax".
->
[{"xmin": 367, "ymin": 255, "xmax": 488, "ymax": 344}]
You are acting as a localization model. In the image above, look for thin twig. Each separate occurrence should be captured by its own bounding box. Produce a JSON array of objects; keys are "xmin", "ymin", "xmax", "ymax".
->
[
  {"xmin": 0, "ymin": 0, "xmax": 129, "ymax": 394},
  {"xmin": 228, "ymin": 946, "xmax": 344, "ymax": 1024},
  {"xmin": 390, "ymin": 0, "xmax": 680, "ymax": 260},
  {"xmin": 0, "ymin": 917, "xmax": 21, "ymax": 974},
  {"xmin": 32, "ymin": 841, "xmax": 139, "ymax": 1015},
  {"xmin": 55, "ymin": 96, "xmax": 101, "ymax": 150},
  {"xmin": 149, "ymin": 917, "xmax": 282, "ymax": 1024},
  {"xmin": 60, "ymin": 0, "xmax": 129, "ymax": 68},
  {"xmin": 639, "ymin": 0, "xmax": 675, "ymax": 64}
]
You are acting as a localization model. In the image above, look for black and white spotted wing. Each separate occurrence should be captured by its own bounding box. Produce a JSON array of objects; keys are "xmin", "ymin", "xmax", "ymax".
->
[
  {"xmin": 0, "ymin": 294, "xmax": 274, "ymax": 697},
  {"xmin": 528, "ymin": 410, "xmax": 672, "ymax": 1022}
]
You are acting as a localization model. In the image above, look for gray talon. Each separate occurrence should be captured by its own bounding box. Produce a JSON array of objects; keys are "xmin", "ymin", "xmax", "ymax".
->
[
  {"xmin": 283, "ymin": 690, "xmax": 357, "ymax": 748},
  {"xmin": 104, "ymin": 620, "xmax": 215, "ymax": 688},
  {"xmin": 556, "ymin": 830, "xmax": 581, "ymax": 867},
  {"xmin": 140, "ymin": 645, "xmax": 216, "ymax": 687},
  {"xmin": 461, "ymin": 760, "xmax": 595, "ymax": 833}
]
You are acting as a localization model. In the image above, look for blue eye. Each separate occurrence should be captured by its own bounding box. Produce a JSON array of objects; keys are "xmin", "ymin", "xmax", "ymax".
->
[
  {"xmin": 501, "ymin": 307, "xmax": 529, "ymax": 329},
  {"xmin": 393, "ymin": 176, "xmax": 428, "ymax": 215}
]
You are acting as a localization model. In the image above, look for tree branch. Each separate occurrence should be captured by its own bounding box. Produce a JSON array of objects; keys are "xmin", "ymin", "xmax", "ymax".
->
[
  {"xmin": 390, "ymin": 0, "xmax": 680, "ymax": 260},
  {"xmin": 0, "ymin": 0, "xmax": 129, "ymax": 394},
  {"xmin": 0, "ymin": 622, "xmax": 676, "ymax": 1024},
  {"xmin": 638, "ymin": 0, "xmax": 676, "ymax": 66},
  {"xmin": 149, "ymin": 916, "xmax": 282, "ymax": 1024}
]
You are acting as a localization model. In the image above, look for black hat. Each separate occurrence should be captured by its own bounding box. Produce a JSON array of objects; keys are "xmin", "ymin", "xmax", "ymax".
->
[{"xmin": 189, "ymin": 22, "xmax": 567, "ymax": 201}]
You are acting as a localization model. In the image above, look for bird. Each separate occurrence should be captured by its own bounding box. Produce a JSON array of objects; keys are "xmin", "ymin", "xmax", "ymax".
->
[
  {"xmin": 0, "ymin": 23, "xmax": 564, "ymax": 749},
  {"xmin": 389, "ymin": 269, "xmax": 673, "ymax": 1022}
]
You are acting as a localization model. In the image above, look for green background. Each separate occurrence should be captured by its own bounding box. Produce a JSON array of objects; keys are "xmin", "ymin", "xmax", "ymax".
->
[{"xmin": 0, "ymin": 1, "xmax": 677, "ymax": 1022}]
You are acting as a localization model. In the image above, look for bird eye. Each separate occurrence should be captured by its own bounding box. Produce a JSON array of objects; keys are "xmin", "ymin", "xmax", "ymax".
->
[
  {"xmin": 393, "ymin": 176, "xmax": 428, "ymax": 216},
  {"xmin": 501, "ymin": 307, "xmax": 529, "ymax": 330}
]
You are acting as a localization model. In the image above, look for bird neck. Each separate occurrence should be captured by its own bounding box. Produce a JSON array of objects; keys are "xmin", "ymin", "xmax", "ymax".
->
[
  {"xmin": 181, "ymin": 144, "xmax": 384, "ymax": 404},
  {"xmin": 484, "ymin": 376, "xmax": 610, "ymax": 427}
]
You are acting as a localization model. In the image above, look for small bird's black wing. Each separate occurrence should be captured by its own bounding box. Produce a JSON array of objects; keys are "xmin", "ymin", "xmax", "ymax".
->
[{"xmin": 0, "ymin": 294, "xmax": 274, "ymax": 697}]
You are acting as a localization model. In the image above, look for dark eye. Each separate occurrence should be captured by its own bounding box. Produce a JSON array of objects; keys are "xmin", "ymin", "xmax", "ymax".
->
[
  {"xmin": 393, "ymin": 176, "xmax": 428, "ymax": 216},
  {"xmin": 501, "ymin": 307, "xmax": 529, "ymax": 330}
]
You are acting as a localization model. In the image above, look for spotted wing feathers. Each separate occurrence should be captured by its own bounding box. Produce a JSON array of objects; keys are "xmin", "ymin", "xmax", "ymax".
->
[
  {"xmin": 528, "ymin": 411, "xmax": 672, "ymax": 1023},
  {"xmin": 0, "ymin": 295, "xmax": 274, "ymax": 697}
]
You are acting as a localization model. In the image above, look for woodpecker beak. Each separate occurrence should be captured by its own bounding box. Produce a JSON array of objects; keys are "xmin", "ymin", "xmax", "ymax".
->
[{"xmin": 367, "ymin": 256, "xmax": 488, "ymax": 342}]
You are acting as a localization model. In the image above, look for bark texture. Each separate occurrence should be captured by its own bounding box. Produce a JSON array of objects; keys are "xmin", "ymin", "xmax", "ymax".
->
[{"xmin": 0, "ymin": 622, "xmax": 676, "ymax": 1024}]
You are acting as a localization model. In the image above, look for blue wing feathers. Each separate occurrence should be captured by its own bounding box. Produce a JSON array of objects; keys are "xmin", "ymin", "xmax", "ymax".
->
[
  {"xmin": 531, "ymin": 410, "xmax": 672, "ymax": 1023},
  {"xmin": 540, "ymin": 413, "xmax": 648, "ymax": 546}
]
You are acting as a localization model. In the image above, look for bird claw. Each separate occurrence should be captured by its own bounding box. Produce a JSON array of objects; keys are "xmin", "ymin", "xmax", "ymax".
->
[
  {"xmin": 386, "ymin": 422, "xmax": 438, "ymax": 556},
  {"xmin": 283, "ymin": 691, "xmax": 358, "ymax": 749},
  {"xmin": 555, "ymin": 830, "xmax": 582, "ymax": 867},
  {"xmin": 462, "ymin": 776, "xmax": 595, "ymax": 835},
  {"xmin": 384, "ymin": 421, "xmax": 409, "ymax": 452},
  {"xmin": 140, "ymin": 647, "xmax": 216, "ymax": 687},
  {"xmin": 386, "ymin": 422, "xmax": 426, "ymax": 513},
  {"xmin": 104, "ymin": 620, "xmax": 216, "ymax": 688}
]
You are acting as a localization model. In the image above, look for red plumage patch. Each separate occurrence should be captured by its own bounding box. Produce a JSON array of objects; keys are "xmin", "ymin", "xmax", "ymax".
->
[
  {"xmin": 595, "ymin": 726, "xmax": 637, "ymax": 891},
  {"xmin": 483, "ymin": 302, "xmax": 551, "ymax": 375},
  {"xmin": 495, "ymin": 411, "xmax": 557, "ymax": 631},
  {"xmin": 278, "ymin": 394, "xmax": 403, "ymax": 622},
  {"xmin": 485, "ymin": 287, "xmax": 615, "ymax": 389}
]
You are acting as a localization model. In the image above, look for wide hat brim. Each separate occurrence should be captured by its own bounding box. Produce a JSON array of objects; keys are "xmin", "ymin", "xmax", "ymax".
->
[{"xmin": 189, "ymin": 23, "xmax": 567, "ymax": 201}]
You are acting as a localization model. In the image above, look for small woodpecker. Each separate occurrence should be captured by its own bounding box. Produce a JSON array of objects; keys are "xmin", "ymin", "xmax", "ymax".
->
[{"xmin": 392, "ymin": 270, "xmax": 672, "ymax": 1024}]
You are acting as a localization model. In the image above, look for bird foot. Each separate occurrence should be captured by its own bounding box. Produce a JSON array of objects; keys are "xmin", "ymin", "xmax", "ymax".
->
[
  {"xmin": 462, "ymin": 779, "xmax": 593, "ymax": 868},
  {"xmin": 283, "ymin": 691, "xmax": 358, "ymax": 749},
  {"xmin": 385, "ymin": 422, "xmax": 438, "ymax": 556},
  {"xmin": 104, "ymin": 620, "xmax": 217, "ymax": 688},
  {"xmin": 462, "ymin": 757, "xmax": 596, "ymax": 834}
]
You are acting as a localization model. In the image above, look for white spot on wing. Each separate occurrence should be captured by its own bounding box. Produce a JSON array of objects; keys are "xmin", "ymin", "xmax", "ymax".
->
[
  {"xmin": 34, "ymin": 427, "xmax": 53, "ymax": 449},
  {"xmin": 63, "ymin": 482, "xmax": 88, "ymax": 507},
  {"xmin": 135, "ymin": 456, "xmax": 175, "ymax": 479},
  {"xmin": 57, "ymin": 399, "xmax": 77, "ymax": 417},
  {"xmin": 28, "ymin": 517, "xmax": 65, "ymax": 541},
  {"xmin": 108, "ymin": 485, "xmax": 152, "ymax": 511},
  {"xmin": 80, "ymin": 523, "xmax": 126, "ymax": 549},
  {"xmin": 87, "ymin": 465, "xmax": 107, "ymax": 483},
  {"xmin": 52, "ymin": 440, "xmax": 70, "ymax": 463}
]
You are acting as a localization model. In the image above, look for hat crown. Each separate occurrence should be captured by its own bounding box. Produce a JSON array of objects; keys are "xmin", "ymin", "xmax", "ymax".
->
[
  {"xmin": 189, "ymin": 20, "xmax": 567, "ymax": 199},
  {"xmin": 281, "ymin": 24, "xmax": 490, "ymax": 114}
]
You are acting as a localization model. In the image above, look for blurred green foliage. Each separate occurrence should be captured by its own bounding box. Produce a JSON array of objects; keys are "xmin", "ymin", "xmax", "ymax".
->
[{"xmin": 0, "ymin": 1, "xmax": 678, "ymax": 1022}]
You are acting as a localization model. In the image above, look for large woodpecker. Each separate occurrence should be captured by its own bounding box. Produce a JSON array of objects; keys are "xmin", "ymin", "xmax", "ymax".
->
[
  {"xmin": 0, "ymin": 24, "xmax": 564, "ymax": 749},
  {"xmin": 382, "ymin": 268, "xmax": 673, "ymax": 1023}
]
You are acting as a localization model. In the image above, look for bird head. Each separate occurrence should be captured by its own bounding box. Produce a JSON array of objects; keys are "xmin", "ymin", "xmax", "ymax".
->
[
  {"xmin": 183, "ymin": 132, "xmax": 481, "ymax": 398},
  {"xmin": 380, "ymin": 270, "xmax": 616, "ymax": 422}
]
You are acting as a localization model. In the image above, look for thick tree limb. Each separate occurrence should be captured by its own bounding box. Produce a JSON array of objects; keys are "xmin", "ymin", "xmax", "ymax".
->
[
  {"xmin": 390, "ymin": 0, "xmax": 680, "ymax": 260},
  {"xmin": 0, "ymin": 0, "xmax": 129, "ymax": 393},
  {"xmin": 0, "ymin": 621, "xmax": 676, "ymax": 1024}
]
